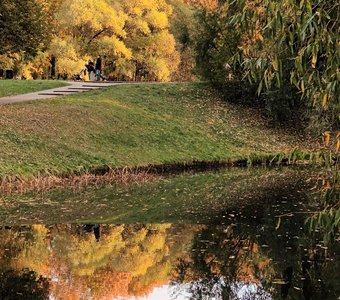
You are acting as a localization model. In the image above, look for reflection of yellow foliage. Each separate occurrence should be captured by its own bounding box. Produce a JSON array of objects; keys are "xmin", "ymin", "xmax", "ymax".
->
[
  {"xmin": 143, "ymin": 233, "xmax": 166, "ymax": 252},
  {"xmin": 129, "ymin": 260, "xmax": 171, "ymax": 296},
  {"xmin": 235, "ymin": 242, "xmax": 274, "ymax": 284},
  {"xmin": 12, "ymin": 225, "xmax": 49, "ymax": 274},
  {"xmin": 55, "ymin": 226, "xmax": 125, "ymax": 276},
  {"xmin": 0, "ymin": 224, "xmax": 192, "ymax": 300},
  {"xmin": 85, "ymin": 270, "xmax": 132, "ymax": 300}
]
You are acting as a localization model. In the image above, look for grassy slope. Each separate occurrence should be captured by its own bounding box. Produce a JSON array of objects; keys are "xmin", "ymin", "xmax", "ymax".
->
[
  {"xmin": 0, "ymin": 80, "xmax": 69, "ymax": 97},
  {"xmin": 0, "ymin": 83, "xmax": 302, "ymax": 178}
]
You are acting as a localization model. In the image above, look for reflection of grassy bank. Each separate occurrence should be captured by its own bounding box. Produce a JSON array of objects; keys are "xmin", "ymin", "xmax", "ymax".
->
[
  {"xmin": 0, "ymin": 83, "xmax": 308, "ymax": 181},
  {"xmin": 0, "ymin": 167, "xmax": 314, "ymax": 225},
  {"xmin": 0, "ymin": 80, "xmax": 69, "ymax": 97}
]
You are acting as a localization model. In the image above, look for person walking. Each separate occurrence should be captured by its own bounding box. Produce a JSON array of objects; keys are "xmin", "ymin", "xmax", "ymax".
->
[
  {"xmin": 95, "ymin": 55, "xmax": 102, "ymax": 81},
  {"xmin": 86, "ymin": 60, "xmax": 96, "ymax": 81}
]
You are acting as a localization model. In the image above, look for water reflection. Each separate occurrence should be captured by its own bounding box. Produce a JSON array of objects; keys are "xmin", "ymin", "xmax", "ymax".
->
[
  {"xmin": 0, "ymin": 167, "xmax": 339, "ymax": 299},
  {"xmin": 0, "ymin": 222, "xmax": 338, "ymax": 299},
  {"xmin": 0, "ymin": 167, "xmax": 322, "ymax": 225}
]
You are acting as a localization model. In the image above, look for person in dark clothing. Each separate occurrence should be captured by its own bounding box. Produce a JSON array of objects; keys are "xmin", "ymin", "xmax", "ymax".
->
[
  {"xmin": 83, "ymin": 224, "xmax": 102, "ymax": 242},
  {"xmin": 95, "ymin": 55, "xmax": 102, "ymax": 81},
  {"xmin": 86, "ymin": 60, "xmax": 96, "ymax": 81},
  {"xmin": 93, "ymin": 224, "xmax": 101, "ymax": 242}
]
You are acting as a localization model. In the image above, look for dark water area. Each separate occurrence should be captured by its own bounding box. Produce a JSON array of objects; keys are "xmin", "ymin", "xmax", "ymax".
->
[{"xmin": 0, "ymin": 167, "xmax": 339, "ymax": 299}]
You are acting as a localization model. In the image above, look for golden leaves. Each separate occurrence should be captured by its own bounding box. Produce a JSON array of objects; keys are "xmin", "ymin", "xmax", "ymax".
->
[
  {"xmin": 324, "ymin": 131, "xmax": 330, "ymax": 146},
  {"xmin": 322, "ymin": 93, "xmax": 328, "ymax": 107},
  {"xmin": 323, "ymin": 131, "xmax": 340, "ymax": 153}
]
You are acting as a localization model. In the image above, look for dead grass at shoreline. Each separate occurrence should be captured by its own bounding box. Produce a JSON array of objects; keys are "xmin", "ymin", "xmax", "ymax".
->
[
  {"xmin": 0, "ymin": 167, "xmax": 159, "ymax": 195},
  {"xmin": 0, "ymin": 156, "xmax": 313, "ymax": 195}
]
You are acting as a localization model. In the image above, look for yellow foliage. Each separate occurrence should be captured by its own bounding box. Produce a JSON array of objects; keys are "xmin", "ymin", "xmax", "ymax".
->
[
  {"xmin": 55, "ymin": 226, "xmax": 125, "ymax": 276},
  {"xmin": 10, "ymin": 0, "xmax": 181, "ymax": 81},
  {"xmin": 56, "ymin": 0, "xmax": 124, "ymax": 34},
  {"xmin": 322, "ymin": 93, "xmax": 328, "ymax": 107},
  {"xmin": 0, "ymin": 54, "xmax": 15, "ymax": 69},
  {"xmin": 21, "ymin": 51, "xmax": 50, "ymax": 79},
  {"xmin": 50, "ymin": 37, "xmax": 87, "ymax": 74},
  {"xmin": 324, "ymin": 131, "xmax": 331, "ymax": 146},
  {"xmin": 97, "ymin": 36, "xmax": 132, "ymax": 59},
  {"xmin": 12, "ymin": 225, "xmax": 49, "ymax": 274},
  {"xmin": 145, "ymin": 10, "xmax": 169, "ymax": 29}
]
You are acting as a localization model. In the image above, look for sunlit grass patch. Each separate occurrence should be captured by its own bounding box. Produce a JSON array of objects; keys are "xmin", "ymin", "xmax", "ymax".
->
[{"xmin": 0, "ymin": 80, "xmax": 69, "ymax": 97}]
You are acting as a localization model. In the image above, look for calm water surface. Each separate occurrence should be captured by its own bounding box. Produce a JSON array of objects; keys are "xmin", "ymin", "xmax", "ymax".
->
[{"xmin": 0, "ymin": 167, "xmax": 339, "ymax": 299}]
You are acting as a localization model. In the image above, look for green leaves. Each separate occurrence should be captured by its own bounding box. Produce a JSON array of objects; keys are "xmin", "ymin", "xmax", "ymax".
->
[
  {"xmin": 221, "ymin": 0, "xmax": 339, "ymax": 129},
  {"xmin": 0, "ymin": 0, "xmax": 51, "ymax": 58}
]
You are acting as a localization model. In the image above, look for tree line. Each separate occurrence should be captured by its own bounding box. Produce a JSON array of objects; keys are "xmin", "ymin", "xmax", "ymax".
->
[
  {"xmin": 1, "ymin": 0, "xmax": 338, "ymax": 132},
  {"xmin": 0, "ymin": 0, "xmax": 197, "ymax": 81}
]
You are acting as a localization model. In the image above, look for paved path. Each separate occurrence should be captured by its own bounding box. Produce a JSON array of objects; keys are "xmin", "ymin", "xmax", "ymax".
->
[{"xmin": 0, "ymin": 81, "xmax": 120, "ymax": 105}]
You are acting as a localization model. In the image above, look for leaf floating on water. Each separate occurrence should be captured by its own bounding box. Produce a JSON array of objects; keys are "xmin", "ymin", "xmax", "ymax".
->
[
  {"xmin": 272, "ymin": 280, "xmax": 289, "ymax": 285},
  {"xmin": 275, "ymin": 217, "xmax": 281, "ymax": 230}
]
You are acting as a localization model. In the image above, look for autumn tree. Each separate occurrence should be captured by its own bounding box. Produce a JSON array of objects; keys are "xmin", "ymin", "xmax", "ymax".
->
[
  {"xmin": 194, "ymin": 0, "xmax": 339, "ymax": 130},
  {"xmin": 167, "ymin": 0, "xmax": 197, "ymax": 81},
  {"xmin": 120, "ymin": 0, "xmax": 180, "ymax": 81},
  {"xmin": 47, "ymin": 0, "xmax": 130, "ymax": 76},
  {"xmin": 0, "ymin": 0, "xmax": 51, "ymax": 57}
]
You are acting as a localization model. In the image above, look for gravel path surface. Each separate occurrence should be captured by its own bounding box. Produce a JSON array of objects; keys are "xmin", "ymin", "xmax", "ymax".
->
[{"xmin": 0, "ymin": 81, "xmax": 120, "ymax": 105}]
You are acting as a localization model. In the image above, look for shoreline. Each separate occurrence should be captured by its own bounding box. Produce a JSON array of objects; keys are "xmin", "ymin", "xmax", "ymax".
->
[{"xmin": 0, "ymin": 154, "xmax": 316, "ymax": 195}]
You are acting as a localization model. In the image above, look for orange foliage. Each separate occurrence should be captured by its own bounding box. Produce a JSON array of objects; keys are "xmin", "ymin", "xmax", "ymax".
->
[{"xmin": 86, "ymin": 270, "xmax": 132, "ymax": 300}]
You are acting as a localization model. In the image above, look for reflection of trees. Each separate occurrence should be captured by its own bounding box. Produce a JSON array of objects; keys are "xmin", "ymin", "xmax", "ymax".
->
[
  {"xmin": 53, "ymin": 225, "xmax": 126, "ymax": 276},
  {"xmin": 307, "ymin": 167, "xmax": 340, "ymax": 243},
  {"xmin": 47, "ymin": 224, "xmax": 177, "ymax": 299},
  {"xmin": 0, "ymin": 189, "xmax": 338, "ymax": 300},
  {"xmin": 13, "ymin": 225, "xmax": 49, "ymax": 274},
  {"xmin": 0, "ymin": 225, "xmax": 49, "ymax": 274},
  {"xmin": 172, "ymin": 225, "xmax": 274, "ymax": 300},
  {"xmin": 0, "ymin": 269, "xmax": 49, "ymax": 300},
  {"xmin": 0, "ymin": 224, "xmax": 196, "ymax": 299},
  {"xmin": 171, "ymin": 193, "xmax": 340, "ymax": 300}
]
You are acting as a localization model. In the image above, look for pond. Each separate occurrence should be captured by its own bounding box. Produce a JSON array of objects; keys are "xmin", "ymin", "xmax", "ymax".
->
[{"xmin": 0, "ymin": 167, "xmax": 339, "ymax": 299}]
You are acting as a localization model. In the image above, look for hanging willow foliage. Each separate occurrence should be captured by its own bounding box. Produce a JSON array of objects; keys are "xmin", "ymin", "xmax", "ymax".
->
[{"xmin": 227, "ymin": 0, "xmax": 339, "ymax": 117}]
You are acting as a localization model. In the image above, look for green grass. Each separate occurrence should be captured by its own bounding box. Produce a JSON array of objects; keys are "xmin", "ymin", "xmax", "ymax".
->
[
  {"xmin": 0, "ymin": 82, "xmax": 303, "ymax": 178},
  {"xmin": 0, "ymin": 80, "xmax": 69, "ymax": 97}
]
